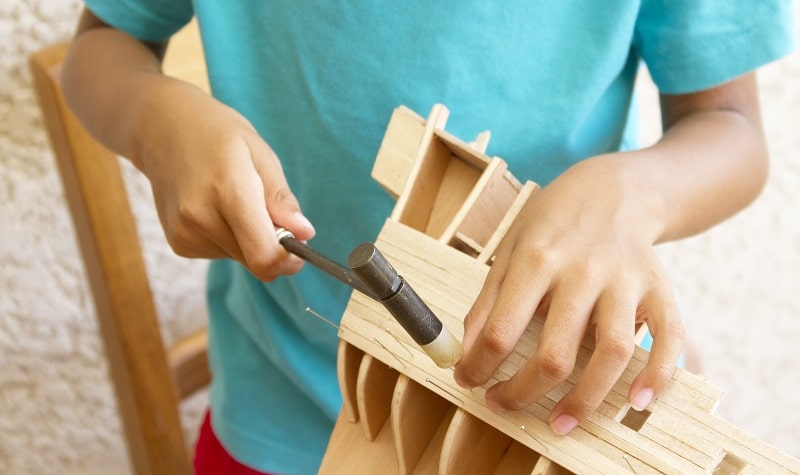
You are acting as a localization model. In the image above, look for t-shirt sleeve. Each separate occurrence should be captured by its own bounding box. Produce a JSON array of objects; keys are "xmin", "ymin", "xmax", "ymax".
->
[
  {"xmin": 84, "ymin": 0, "xmax": 194, "ymax": 43},
  {"xmin": 634, "ymin": 0, "xmax": 796, "ymax": 94}
]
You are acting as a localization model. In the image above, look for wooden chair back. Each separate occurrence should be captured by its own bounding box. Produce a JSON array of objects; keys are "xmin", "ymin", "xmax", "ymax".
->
[{"xmin": 29, "ymin": 23, "xmax": 210, "ymax": 475}]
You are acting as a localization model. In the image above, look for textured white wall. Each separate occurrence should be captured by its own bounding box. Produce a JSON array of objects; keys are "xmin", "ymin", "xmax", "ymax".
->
[
  {"xmin": 1, "ymin": 1, "xmax": 798, "ymax": 474},
  {"xmin": 1, "ymin": 2, "xmax": 207, "ymax": 474}
]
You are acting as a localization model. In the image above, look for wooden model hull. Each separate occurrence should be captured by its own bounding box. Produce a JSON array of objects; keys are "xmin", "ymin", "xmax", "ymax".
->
[{"xmin": 320, "ymin": 105, "xmax": 800, "ymax": 474}]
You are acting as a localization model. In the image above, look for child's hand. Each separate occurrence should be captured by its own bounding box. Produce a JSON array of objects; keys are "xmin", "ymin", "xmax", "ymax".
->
[
  {"xmin": 61, "ymin": 8, "xmax": 312, "ymax": 282},
  {"xmin": 453, "ymin": 154, "xmax": 685, "ymax": 435},
  {"xmin": 133, "ymin": 83, "xmax": 315, "ymax": 281}
]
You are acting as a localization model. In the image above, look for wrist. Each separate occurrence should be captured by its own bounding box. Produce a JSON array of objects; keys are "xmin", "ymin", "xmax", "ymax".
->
[
  {"xmin": 124, "ymin": 75, "xmax": 207, "ymax": 174},
  {"xmin": 577, "ymin": 153, "xmax": 667, "ymax": 245}
]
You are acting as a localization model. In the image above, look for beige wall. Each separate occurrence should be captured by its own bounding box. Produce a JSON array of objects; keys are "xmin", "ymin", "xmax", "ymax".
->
[{"xmin": 1, "ymin": 2, "xmax": 798, "ymax": 473}]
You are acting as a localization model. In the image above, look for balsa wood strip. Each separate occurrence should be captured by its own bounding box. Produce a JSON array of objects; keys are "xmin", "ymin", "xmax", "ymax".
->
[
  {"xmin": 493, "ymin": 440, "xmax": 541, "ymax": 475},
  {"xmin": 416, "ymin": 406, "xmax": 459, "ymax": 474},
  {"xmin": 356, "ymin": 354, "xmax": 399, "ymax": 441},
  {"xmin": 319, "ymin": 410, "xmax": 400, "ymax": 475},
  {"xmin": 469, "ymin": 130, "xmax": 491, "ymax": 154},
  {"xmin": 340, "ymin": 224, "xmax": 622, "ymax": 474},
  {"xmin": 337, "ymin": 340, "xmax": 363, "ymax": 423},
  {"xmin": 391, "ymin": 375, "xmax": 452, "ymax": 474},
  {"xmin": 477, "ymin": 181, "xmax": 538, "ymax": 264},
  {"xmin": 530, "ymin": 457, "xmax": 571, "ymax": 475},
  {"xmin": 440, "ymin": 409, "xmax": 513, "ymax": 475},
  {"xmin": 391, "ymin": 104, "xmax": 450, "ymax": 227},
  {"xmin": 434, "ymin": 128, "xmax": 495, "ymax": 170},
  {"xmin": 440, "ymin": 157, "xmax": 520, "ymax": 248},
  {"xmin": 372, "ymin": 106, "xmax": 427, "ymax": 199},
  {"xmin": 426, "ymin": 155, "xmax": 482, "ymax": 239}
]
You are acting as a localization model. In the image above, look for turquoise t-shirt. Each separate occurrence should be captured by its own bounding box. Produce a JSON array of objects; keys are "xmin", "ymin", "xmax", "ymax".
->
[{"xmin": 84, "ymin": 1, "xmax": 794, "ymax": 473}]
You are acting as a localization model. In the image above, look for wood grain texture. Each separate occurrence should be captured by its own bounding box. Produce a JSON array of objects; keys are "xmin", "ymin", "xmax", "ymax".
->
[
  {"xmin": 392, "ymin": 375, "xmax": 452, "ymax": 474},
  {"xmin": 372, "ymin": 106, "xmax": 427, "ymax": 198}
]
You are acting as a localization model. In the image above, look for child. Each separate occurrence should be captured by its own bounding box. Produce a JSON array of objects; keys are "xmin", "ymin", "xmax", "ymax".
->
[{"xmin": 62, "ymin": 2, "xmax": 794, "ymax": 474}]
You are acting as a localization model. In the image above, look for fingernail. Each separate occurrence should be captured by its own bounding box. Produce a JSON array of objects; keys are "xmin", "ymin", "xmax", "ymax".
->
[
  {"xmin": 551, "ymin": 414, "xmax": 578, "ymax": 435},
  {"xmin": 294, "ymin": 212, "xmax": 315, "ymax": 232},
  {"xmin": 631, "ymin": 388, "xmax": 654, "ymax": 411}
]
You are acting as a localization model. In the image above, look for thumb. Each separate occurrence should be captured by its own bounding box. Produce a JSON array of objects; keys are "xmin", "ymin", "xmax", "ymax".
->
[
  {"xmin": 269, "ymin": 187, "xmax": 316, "ymax": 241},
  {"xmin": 249, "ymin": 138, "xmax": 316, "ymax": 241}
]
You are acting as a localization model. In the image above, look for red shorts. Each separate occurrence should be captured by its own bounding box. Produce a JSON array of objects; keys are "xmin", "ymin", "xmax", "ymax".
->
[{"xmin": 194, "ymin": 410, "xmax": 275, "ymax": 475}]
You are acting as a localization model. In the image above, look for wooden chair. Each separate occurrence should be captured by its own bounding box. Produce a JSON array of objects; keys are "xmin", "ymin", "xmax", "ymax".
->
[{"xmin": 29, "ymin": 22, "xmax": 210, "ymax": 475}]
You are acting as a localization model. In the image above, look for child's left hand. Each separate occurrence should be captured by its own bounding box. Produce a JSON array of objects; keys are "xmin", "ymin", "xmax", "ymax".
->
[{"xmin": 453, "ymin": 153, "xmax": 685, "ymax": 435}]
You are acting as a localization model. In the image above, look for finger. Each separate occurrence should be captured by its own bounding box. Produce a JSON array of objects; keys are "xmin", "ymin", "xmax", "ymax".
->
[
  {"xmin": 193, "ymin": 209, "xmax": 246, "ymax": 262},
  {"xmin": 168, "ymin": 231, "xmax": 230, "ymax": 260},
  {"xmin": 460, "ymin": 251, "xmax": 509, "ymax": 355},
  {"xmin": 454, "ymin": 255, "xmax": 551, "ymax": 390},
  {"xmin": 248, "ymin": 139, "xmax": 315, "ymax": 241},
  {"xmin": 549, "ymin": 287, "xmax": 636, "ymax": 435},
  {"xmin": 629, "ymin": 287, "xmax": 684, "ymax": 411},
  {"xmin": 173, "ymin": 229, "xmax": 233, "ymax": 260},
  {"xmin": 159, "ymin": 199, "xmax": 240, "ymax": 261},
  {"xmin": 172, "ymin": 191, "xmax": 297, "ymax": 280},
  {"xmin": 483, "ymin": 277, "xmax": 595, "ymax": 412},
  {"xmin": 213, "ymin": 152, "xmax": 303, "ymax": 280},
  {"xmin": 193, "ymin": 208, "xmax": 301, "ymax": 282}
]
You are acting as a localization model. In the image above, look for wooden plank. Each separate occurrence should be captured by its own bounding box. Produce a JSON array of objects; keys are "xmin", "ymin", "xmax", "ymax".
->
[
  {"xmin": 440, "ymin": 409, "xmax": 512, "ymax": 475},
  {"xmin": 477, "ymin": 181, "xmax": 538, "ymax": 264},
  {"xmin": 340, "ymin": 222, "xmax": 624, "ymax": 474},
  {"xmin": 337, "ymin": 340, "xmax": 363, "ymax": 423},
  {"xmin": 356, "ymin": 354, "xmax": 399, "ymax": 441},
  {"xmin": 440, "ymin": 157, "xmax": 521, "ymax": 248},
  {"xmin": 391, "ymin": 375, "xmax": 452, "ymax": 474},
  {"xmin": 391, "ymin": 104, "xmax": 450, "ymax": 228},
  {"xmin": 414, "ymin": 405, "xmax": 458, "ymax": 474},
  {"xmin": 427, "ymin": 155, "xmax": 482, "ymax": 238},
  {"xmin": 493, "ymin": 440, "xmax": 541, "ymax": 475},
  {"xmin": 469, "ymin": 130, "xmax": 491, "ymax": 154},
  {"xmin": 372, "ymin": 106, "xmax": 427, "ymax": 198},
  {"xmin": 435, "ymin": 128, "xmax": 494, "ymax": 170},
  {"xmin": 320, "ymin": 410, "xmax": 399, "ymax": 475},
  {"xmin": 531, "ymin": 457, "xmax": 571, "ymax": 475}
]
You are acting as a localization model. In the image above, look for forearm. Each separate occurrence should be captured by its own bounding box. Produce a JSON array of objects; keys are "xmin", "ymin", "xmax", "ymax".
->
[
  {"xmin": 61, "ymin": 9, "xmax": 202, "ymax": 170},
  {"xmin": 590, "ymin": 74, "xmax": 768, "ymax": 245},
  {"xmin": 623, "ymin": 106, "xmax": 767, "ymax": 244}
]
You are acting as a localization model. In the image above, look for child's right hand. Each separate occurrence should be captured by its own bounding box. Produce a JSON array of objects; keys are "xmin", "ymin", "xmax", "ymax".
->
[
  {"xmin": 63, "ymin": 8, "xmax": 314, "ymax": 282},
  {"xmin": 131, "ymin": 81, "xmax": 316, "ymax": 281}
]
